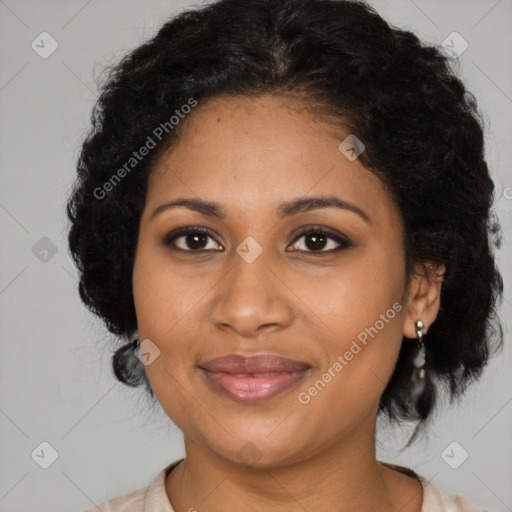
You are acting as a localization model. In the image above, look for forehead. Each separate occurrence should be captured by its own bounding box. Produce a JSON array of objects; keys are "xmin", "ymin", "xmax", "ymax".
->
[{"xmin": 146, "ymin": 94, "xmax": 395, "ymax": 224}]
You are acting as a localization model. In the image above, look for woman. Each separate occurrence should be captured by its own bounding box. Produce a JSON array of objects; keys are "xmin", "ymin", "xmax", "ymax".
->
[{"xmin": 67, "ymin": 0, "xmax": 504, "ymax": 510}]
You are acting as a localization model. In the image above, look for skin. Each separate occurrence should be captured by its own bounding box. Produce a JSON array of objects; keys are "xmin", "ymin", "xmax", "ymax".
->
[{"xmin": 132, "ymin": 93, "xmax": 445, "ymax": 512}]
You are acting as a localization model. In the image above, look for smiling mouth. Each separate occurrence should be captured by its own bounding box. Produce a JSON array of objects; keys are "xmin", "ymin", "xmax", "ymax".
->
[{"xmin": 198, "ymin": 353, "xmax": 311, "ymax": 403}]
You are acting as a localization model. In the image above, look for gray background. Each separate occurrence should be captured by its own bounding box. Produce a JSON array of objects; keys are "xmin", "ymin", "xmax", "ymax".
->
[{"xmin": 0, "ymin": 0, "xmax": 511, "ymax": 511}]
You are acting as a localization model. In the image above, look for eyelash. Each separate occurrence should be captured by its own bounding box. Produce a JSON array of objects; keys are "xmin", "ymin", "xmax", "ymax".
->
[{"xmin": 162, "ymin": 225, "xmax": 351, "ymax": 255}]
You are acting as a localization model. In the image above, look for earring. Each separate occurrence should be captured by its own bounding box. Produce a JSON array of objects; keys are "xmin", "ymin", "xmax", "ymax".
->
[
  {"xmin": 111, "ymin": 334, "xmax": 145, "ymax": 387},
  {"xmin": 413, "ymin": 319, "xmax": 427, "ymax": 380},
  {"xmin": 410, "ymin": 319, "xmax": 433, "ymax": 419}
]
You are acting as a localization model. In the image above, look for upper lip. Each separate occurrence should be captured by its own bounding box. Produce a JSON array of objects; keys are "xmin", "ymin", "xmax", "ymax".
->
[{"xmin": 199, "ymin": 354, "xmax": 311, "ymax": 373}]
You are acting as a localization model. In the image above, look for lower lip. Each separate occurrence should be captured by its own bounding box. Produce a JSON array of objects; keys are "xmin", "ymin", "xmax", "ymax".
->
[{"xmin": 200, "ymin": 369, "xmax": 310, "ymax": 403}]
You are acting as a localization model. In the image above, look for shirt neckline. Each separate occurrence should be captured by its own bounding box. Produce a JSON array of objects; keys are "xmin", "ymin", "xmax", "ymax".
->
[{"xmin": 148, "ymin": 458, "xmax": 428, "ymax": 512}]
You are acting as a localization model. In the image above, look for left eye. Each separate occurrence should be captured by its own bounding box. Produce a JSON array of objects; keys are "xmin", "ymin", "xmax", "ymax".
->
[{"xmin": 289, "ymin": 228, "xmax": 349, "ymax": 253}]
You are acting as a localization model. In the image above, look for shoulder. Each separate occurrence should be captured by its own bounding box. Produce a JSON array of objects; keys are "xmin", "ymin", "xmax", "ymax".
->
[
  {"xmin": 81, "ymin": 485, "xmax": 147, "ymax": 512},
  {"xmin": 380, "ymin": 461, "xmax": 488, "ymax": 512},
  {"xmin": 419, "ymin": 475, "xmax": 488, "ymax": 512},
  {"xmin": 81, "ymin": 459, "xmax": 183, "ymax": 512}
]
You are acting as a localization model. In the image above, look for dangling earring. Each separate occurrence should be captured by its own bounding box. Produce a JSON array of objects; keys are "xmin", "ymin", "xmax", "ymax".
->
[
  {"xmin": 111, "ymin": 333, "xmax": 145, "ymax": 387},
  {"xmin": 413, "ymin": 319, "xmax": 427, "ymax": 380},
  {"xmin": 409, "ymin": 318, "xmax": 428, "ymax": 406},
  {"xmin": 410, "ymin": 319, "xmax": 433, "ymax": 419}
]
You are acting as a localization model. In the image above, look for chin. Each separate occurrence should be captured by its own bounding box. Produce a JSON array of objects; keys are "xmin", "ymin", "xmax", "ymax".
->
[{"xmin": 209, "ymin": 432, "xmax": 313, "ymax": 470}]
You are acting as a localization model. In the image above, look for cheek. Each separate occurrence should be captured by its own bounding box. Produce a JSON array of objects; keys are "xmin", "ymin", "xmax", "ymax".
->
[
  {"xmin": 132, "ymin": 252, "xmax": 199, "ymax": 430},
  {"xmin": 133, "ymin": 242, "xmax": 198, "ymax": 337},
  {"xmin": 292, "ymin": 247, "xmax": 406, "ymax": 409},
  {"xmin": 132, "ymin": 242, "xmax": 211, "ymax": 348},
  {"xmin": 292, "ymin": 312, "xmax": 405, "ymax": 449},
  {"xmin": 298, "ymin": 244, "xmax": 405, "ymax": 340}
]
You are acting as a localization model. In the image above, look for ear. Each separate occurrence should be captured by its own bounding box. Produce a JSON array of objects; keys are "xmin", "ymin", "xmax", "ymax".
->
[{"xmin": 402, "ymin": 261, "xmax": 446, "ymax": 339}]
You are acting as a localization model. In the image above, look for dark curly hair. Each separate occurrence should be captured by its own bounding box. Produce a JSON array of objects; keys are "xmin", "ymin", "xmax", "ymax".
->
[{"xmin": 66, "ymin": 0, "xmax": 504, "ymax": 445}]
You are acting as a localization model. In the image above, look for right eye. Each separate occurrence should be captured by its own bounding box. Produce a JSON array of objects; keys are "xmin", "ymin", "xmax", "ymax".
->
[{"xmin": 163, "ymin": 227, "xmax": 224, "ymax": 252}]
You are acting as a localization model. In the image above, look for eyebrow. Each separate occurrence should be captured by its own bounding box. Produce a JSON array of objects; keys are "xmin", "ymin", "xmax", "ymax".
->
[{"xmin": 150, "ymin": 195, "xmax": 372, "ymax": 224}]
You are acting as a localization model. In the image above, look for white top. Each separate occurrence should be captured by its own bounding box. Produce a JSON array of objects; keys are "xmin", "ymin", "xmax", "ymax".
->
[{"xmin": 82, "ymin": 459, "xmax": 487, "ymax": 512}]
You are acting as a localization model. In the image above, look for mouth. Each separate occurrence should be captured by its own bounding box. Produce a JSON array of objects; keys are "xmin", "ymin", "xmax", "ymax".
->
[{"xmin": 198, "ymin": 353, "xmax": 311, "ymax": 403}]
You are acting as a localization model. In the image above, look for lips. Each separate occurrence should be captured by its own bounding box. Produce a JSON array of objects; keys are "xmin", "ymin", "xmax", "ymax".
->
[{"xmin": 199, "ymin": 354, "xmax": 311, "ymax": 403}]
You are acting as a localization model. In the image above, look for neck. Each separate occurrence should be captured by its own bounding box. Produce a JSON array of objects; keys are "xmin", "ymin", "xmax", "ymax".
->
[{"xmin": 165, "ymin": 413, "xmax": 423, "ymax": 512}]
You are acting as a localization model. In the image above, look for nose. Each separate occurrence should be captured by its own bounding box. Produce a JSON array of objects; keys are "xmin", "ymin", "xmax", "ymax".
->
[{"xmin": 209, "ymin": 249, "xmax": 294, "ymax": 339}]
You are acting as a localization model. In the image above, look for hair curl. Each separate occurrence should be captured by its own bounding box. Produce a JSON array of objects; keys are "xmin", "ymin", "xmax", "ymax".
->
[{"xmin": 66, "ymin": 0, "xmax": 504, "ymax": 444}]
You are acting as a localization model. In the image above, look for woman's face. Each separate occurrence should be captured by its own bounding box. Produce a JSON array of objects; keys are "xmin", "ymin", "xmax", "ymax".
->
[{"xmin": 133, "ymin": 93, "xmax": 416, "ymax": 467}]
